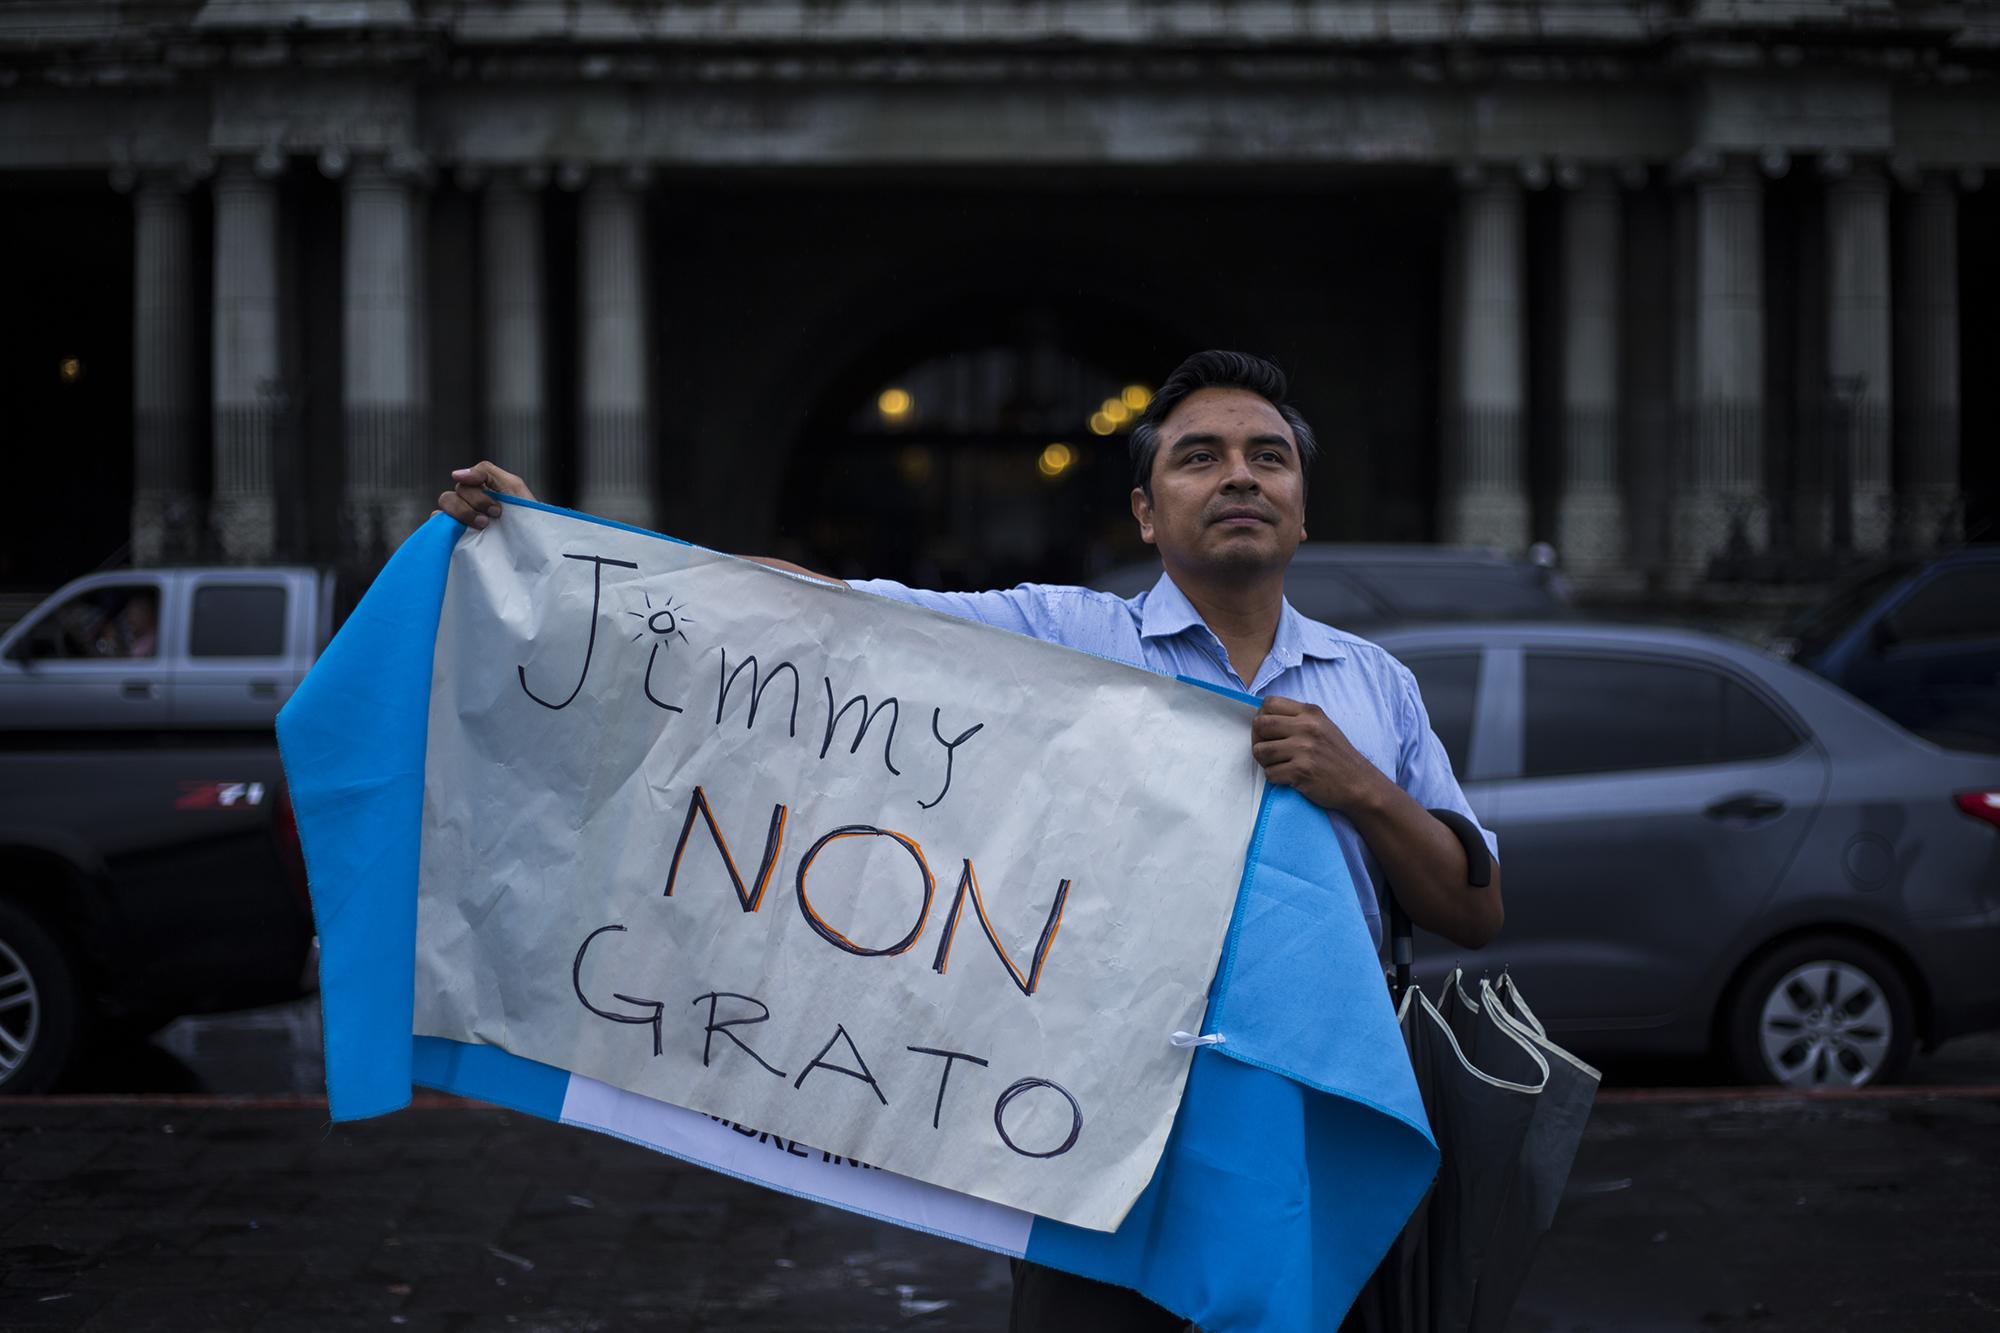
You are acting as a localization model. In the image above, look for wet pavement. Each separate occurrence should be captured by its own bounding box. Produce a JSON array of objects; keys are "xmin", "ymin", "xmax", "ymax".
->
[
  {"xmin": 20, "ymin": 1000, "xmax": 2000, "ymax": 1330},
  {"xmin": 1509, "ymin": 1091, "xmax": 2000, "ymax": 1332},
  {"xmin": 59, "ymin": 997, "xmax": 2000, "ymax": 1097},
  {"xmin": 1, "ymin": 1096, "xmax": 1011, "ymax": 1331},
  {"xmin": 6, "ymin": 1086, "xmax": 1999, "ymax": 1331}
]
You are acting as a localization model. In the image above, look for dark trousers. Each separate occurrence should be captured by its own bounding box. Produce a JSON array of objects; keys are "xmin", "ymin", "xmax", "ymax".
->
[{"xmin": 1008, "ymin": 1259, "xmax": 1189, "ymax": 1333}]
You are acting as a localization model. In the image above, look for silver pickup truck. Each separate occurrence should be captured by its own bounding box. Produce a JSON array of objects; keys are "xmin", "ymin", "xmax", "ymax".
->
[
  {"xmin": 0, "ymin": 565, "xmax": 334, "ymax": 1092},
  {"xmin": 0, "ymin": 567, "xmax": 334, "ymax": 729}
]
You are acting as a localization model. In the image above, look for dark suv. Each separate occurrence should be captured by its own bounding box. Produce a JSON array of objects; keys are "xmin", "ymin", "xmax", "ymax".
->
[
  {"xmin": 1093, "ymin": 544, "xmax": 1572, "ymax": 631},
  {"xmin": 1785, "ymin": 547, "xmax": 2000, "ymax": 753}
]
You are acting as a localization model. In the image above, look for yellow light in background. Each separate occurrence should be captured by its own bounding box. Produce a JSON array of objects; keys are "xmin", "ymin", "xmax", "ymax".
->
[
  {"xmin": 58, "ymin": 357, "xmax": 83, "ymax": 384},
  {"xmin": 1101, "ymin": 398, "xmax": 1131, "ymax": 425},
  {"xmin": 1038, "ymin": 442, "xmax": 1075, "ymax": 478},
  {"xmin": 877, "ymin": 387, "xmax": 914, "ymax": 422},
  {"xmin": 1121, "ymin": 384, "xmax": 1152, "ymax": 412},
  {"xmin": 1088, "ymin": 411, "xmax": 1116, "ymax": 436}
]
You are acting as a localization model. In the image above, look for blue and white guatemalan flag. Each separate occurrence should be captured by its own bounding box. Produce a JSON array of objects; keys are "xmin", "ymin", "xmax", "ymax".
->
[{"xmin": 278, "ymin": 501, "xmax": 1437, "ymax": 1333}]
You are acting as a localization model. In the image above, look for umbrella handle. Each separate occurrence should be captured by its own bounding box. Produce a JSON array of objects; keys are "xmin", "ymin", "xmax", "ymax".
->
[
  {"xmin": 1429, "ymin": 808, "xmax": 1492, "ymax": 889},
  {"xmin": 1387, "ymin": 809, "xmax": 1494, "ymax": 999}
]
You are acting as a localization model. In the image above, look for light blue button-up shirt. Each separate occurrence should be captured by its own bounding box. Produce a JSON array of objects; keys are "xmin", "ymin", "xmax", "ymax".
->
[{"xmin": 848, "ymin": 570, "xmax": 1499, "ymax": 950}]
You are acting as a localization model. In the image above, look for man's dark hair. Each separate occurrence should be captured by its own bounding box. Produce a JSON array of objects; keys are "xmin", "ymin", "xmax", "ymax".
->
[{"xmin": 1128, "ymin": 350, "xmax": 1319, "ymax": 497}]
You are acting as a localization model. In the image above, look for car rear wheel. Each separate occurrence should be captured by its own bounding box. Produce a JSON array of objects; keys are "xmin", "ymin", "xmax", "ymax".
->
[
  {"xmin": 0, "ymin": 900, "xmax": 81, "ymax": 1094},
  {"xmin": 1726, "ymin": 935, "xmax": 1915, "ymax": 1089}
]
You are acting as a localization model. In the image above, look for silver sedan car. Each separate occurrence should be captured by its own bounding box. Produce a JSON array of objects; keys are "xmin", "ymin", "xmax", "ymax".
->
[{"xmin": 1370, "ymin": 622, "xmax": 2000, "ymax": 1088}]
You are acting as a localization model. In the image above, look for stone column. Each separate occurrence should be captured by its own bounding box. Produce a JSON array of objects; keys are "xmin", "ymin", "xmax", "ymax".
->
[
  {"xmin": 1442, "ymin": 166, "xmax": 1528, "ymax": 550},
  {"xmin": 210, "ymin": 159, "xmax": 283, "ymax": 561},
  {"xmin": 128, "ymin": 172, "xmax": 201, "ymax": 563},
  {"xmin": 1555, "ymin": 168, "xmax": 1624, "ymax": 580},
  {"xmin": 1894, "ymin": 171, "xmax": 1960, "ymax": 549},
  {"xmin": 1674, "ymin": 155, "xmax": 1766, "ymax": 574},
  {"xmin": 1664, "ymin": 177, "xmax": 1700, "ymax": 578},
  {"xmin": 407, "ymin": 167, "xmax": 432, "ymax": 485},
  {"xmin": 337, "ymin": 151, "xmax": 428, "ymax": 559},
  {"xmin": 1620, "ymin": 178, "xmax": 1675, "ymax": 578},
  {"xmin": 482, "ymin": 169, "xmax": 549, "ymax": 486},
  {"xmin": 577, "ymin": 167, "xmax": 655, "ymax": 527},
  {"xmin": 1823, "ymin": 154, "xmax": 1893, "ymax": 554}
]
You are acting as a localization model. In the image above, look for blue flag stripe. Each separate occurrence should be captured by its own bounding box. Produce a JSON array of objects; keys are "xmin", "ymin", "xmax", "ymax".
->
[{"xmin": 280, "ymin": 514, "xmax": 1438, "ymax": 1333}]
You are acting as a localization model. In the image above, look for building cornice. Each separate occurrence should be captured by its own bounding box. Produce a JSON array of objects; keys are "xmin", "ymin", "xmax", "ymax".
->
[
  {"xmin": 0, "ymin": 2, "xmax": 1991, "ymax": 72},
  {"xmin": 3, "ymin": 3, "xmax": 1996, "ymax": 175}
]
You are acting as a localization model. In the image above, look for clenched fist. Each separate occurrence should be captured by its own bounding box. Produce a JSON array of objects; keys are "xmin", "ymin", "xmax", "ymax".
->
[
  {"xmin": 437, "ymin": 460, "xmax": 536, "ymax": 529},
  {"xmin": 1250, "ymin": 696, "xmax": 1387, "ymax": 815}
]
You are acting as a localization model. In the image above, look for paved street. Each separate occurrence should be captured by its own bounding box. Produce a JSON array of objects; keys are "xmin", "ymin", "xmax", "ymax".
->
[
  {"xmin": 55, "ymin": 997, "xmax": 2000, "ymax": 1098},
  {"xmin": 6, "ymin": 1096, "xmax": 1011, "ymax": 1333},
  {"xmin": 6, "ymin": 1087, "xmax": 1998, "ymax": 1331}
]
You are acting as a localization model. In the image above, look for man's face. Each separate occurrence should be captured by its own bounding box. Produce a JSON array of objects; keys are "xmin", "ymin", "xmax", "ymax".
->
[{"xmin": 1130, "ymin": 387, "xmax": 1307, "ymax": 581}]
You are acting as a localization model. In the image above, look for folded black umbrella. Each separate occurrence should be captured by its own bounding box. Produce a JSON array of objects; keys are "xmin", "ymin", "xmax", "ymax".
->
[{"xmin": 1345, "ymin": 816, "xmax": 1600, "ymax": 1333}]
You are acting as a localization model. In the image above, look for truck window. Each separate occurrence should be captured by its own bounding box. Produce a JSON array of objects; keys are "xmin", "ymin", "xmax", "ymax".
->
[
  {"xmin": 14, "ymin": 585, "xmax": 160, "ymax": 660},
  {"xmin": 190, "ymin": 585, "xmax": 288, "ymax": 658},
  {"xmin": 1889, "ymin": 568, "xmax": 2000, "ymax": 645},
  {"xmin": 1282, "ymin": 569, "xmax": 1382, "ymax": 628},
  {"xmin": 1361, "ymin": 564, "xmax": 1562, "ymax": 620}
]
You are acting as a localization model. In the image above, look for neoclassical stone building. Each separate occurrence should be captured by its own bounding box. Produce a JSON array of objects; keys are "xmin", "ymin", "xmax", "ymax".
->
[{"xmin": 3, "ymin": 1, "xmax": 1995, "ymax": 591}]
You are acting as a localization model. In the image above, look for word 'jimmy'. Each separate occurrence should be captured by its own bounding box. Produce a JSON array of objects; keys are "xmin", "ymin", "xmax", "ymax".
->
[
  {"xmin": 574, "ymin": 929, "xmax": 1085, "ymax": 1161},
  {"xmin": 516, "ymin": 552, "xmax": 986, "ymax": 811}
]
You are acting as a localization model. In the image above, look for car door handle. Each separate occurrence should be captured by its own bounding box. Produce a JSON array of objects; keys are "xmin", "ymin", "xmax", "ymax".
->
[
  {"xmin": 1704, "ymin": 793, "xmax": 1786, "ymax": 823},
  {"xmin": 121, "ymin": 680, "xmax": 156, "ymax": 700},
  {"xmin": 248, "ymin": 681, "xmax": 279, "ymax": 699}
]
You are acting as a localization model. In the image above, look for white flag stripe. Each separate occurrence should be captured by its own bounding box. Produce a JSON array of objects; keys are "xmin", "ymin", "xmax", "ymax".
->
[{"xmin": 559, "ymin": 1073, "xmax": 1036, "ymax": 1255}]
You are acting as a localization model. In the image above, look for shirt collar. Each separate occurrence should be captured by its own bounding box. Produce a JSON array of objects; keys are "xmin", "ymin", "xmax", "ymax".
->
[{"xmin": 1137, "ymin": 571, "xmax": 1350, "ymax": 667}]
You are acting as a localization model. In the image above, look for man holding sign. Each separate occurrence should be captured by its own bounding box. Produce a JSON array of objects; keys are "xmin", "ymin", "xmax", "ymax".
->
[{"xmin": 436, "ymin": 349, "xmax": 1503, "ymax": 1329}]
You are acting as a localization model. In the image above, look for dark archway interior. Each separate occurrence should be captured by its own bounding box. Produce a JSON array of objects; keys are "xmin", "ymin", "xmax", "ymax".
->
[
  {"xmin": 0, "ymin": 179, "xmax": 140, "ymax": 588},
  {"xmin": 653, "ymin": 173, "xmax": 1450, "ymax": 585},
  {"xmin": 776, "ymin": 299, "xmax": 1189, "ymax": 587}
]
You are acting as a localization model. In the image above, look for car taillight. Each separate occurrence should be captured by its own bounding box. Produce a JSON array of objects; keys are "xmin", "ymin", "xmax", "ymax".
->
[{"xmin": 1954, "ymin": 790, "xmax": 2000, "ymax": 830}]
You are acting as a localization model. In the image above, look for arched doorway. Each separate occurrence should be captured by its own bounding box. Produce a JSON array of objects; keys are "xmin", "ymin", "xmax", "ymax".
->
[
  {"xmin": 776, "ymin": 303, "xmax": 1185, "ymax": 587},
  {"xmin": 655, "ymin": 174, "xmax": 1449, "ymax": 570}
]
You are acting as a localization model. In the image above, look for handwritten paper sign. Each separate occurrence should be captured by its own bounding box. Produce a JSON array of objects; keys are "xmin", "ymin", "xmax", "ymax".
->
[{"xmin": 413, "ymin": 503, "xmax": 1265, "ymax": 1230}]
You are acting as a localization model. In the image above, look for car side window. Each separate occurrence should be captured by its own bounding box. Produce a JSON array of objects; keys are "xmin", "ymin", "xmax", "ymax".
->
[
  {"xmin": 1401, "ymin": 652, "xmax": 1481, "ymax": 777},
  {"xmin": 189, "ymin": 585, "xmax": 288, "ymax": 658},
  {"xmin": 12, "ymin": 585, "xmax": 160, "ymax": 661},
  {"xmin": 1717, "ymin": 677, "xmax": 1805, "ymax": 762},
  {"xmin": 1524, "ymin": 653, "xmax": 1801, "ymax": 778},
  {"xmin": 1888, "ymin": 569, "xmax": 2000, "ymax": 645}
]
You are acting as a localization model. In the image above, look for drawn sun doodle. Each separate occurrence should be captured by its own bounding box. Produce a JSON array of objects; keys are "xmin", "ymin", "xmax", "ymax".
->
[
  {"xmin": 626, "ymin": 590, "xmax": 694, "ymax": 647},
  {"xmin": 627, "ymin": 589, "xmax": 695, "ymax": 714}
]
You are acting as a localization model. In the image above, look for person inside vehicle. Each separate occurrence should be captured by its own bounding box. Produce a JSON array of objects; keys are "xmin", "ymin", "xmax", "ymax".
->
[
  {"xmin": 112, "ymin": 590, "xmax": 159, "ymax": 658},
  {"xmin": 439, "ymin": 348, "xmax": 1502, "ymax": 1330}
]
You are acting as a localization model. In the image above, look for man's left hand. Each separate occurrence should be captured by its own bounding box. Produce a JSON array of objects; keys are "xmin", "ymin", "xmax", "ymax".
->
[{"xmin": 1250, "ymin": 696, "xmax": 1384, "ymax": 814}]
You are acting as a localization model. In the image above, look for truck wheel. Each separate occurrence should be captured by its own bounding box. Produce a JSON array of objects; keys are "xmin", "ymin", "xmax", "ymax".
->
[
  {"xmin": 0, "ymin": 900, "xmax": 81, "ymax": 1094},
  {"xmin": 1725, "ymin": 934, "xmax": 1914, "ymax": 1089}
]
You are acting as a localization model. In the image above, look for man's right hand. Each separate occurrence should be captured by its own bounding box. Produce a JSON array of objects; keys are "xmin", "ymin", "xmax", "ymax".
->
[
  {"xmin": 438, "ymin": 461, "xmax": 535, "ymax": 529},
  {"xmin": 434, "ymin": 464, "xmax": 847, "ymax": 586}
]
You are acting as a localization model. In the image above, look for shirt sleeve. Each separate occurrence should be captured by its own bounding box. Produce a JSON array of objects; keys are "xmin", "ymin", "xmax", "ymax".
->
[
  {"xmin": 1393, "ymin": 664, "xmax": 1501, "ymax": 865},
  {"xmin": 846, "ymin": 581, "xmax": 1146, "ymax": 662},
  {"xmin": 846, "ymin": 579, "xmax": 1050, "ymax": 638}
]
